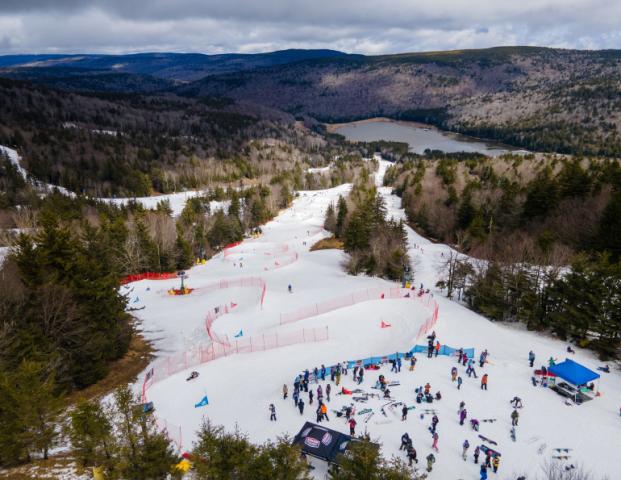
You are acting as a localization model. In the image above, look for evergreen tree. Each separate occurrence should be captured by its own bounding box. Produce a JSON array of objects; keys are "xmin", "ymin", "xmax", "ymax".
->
[
  {"xmin": 597, "ymin": 191, "xmax": 621, "ymax": 259},
  {"xmin": 0, "ymin": 361, "xmax": 63, "ymax": 466},
  {"xmin": 335, "ymin": 195, "xmax": 348, "ymax": 238},
  {"xmin": 69, "ymin": 400, "xmax": 114, "ymax": 469},
  {"xmin": 330, "ymin": 440, "xmax": 412, "ymax": 480},
  {"xmin": 175, "ymin": 231, "xmax": 194, "ymax": 270},
  {"xmin": 324, "ymin": 203, "xmax": 337, "ymax": 233},
  {"xmin": 522, "ymin": 169, "xmax": 558, "ymax": 219},
  {"xmin": 113, "ymin": 385, "xmax": 176, "ymax": 480}
]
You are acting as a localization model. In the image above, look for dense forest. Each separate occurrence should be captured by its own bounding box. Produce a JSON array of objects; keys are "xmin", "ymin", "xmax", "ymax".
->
[
  {"xmin": 382, "ymin": 149, "xmax": 621, "ymax": 358},
  {"xmin": 0, "ymin": 77, "xmax": 358, "ymax": 197}
]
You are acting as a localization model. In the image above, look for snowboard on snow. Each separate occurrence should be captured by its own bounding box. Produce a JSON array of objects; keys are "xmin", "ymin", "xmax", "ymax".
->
[{"xmin": 478, "ymin": 435, "xmax": 497, "ymax": 446}]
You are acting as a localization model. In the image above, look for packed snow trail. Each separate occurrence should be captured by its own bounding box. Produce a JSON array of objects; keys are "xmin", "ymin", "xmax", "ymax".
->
[{"xmin": 138, "ymin": 161, "xmax": 621, "ymax": 479}]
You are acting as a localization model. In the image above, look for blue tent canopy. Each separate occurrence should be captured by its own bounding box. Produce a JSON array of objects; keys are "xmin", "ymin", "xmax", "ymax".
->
[{"xmin": 548, "ymin": 359, "xmax": 600, "ymax": 386}]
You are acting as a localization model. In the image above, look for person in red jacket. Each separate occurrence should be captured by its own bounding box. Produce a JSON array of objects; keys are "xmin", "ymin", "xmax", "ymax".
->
[
  {"xmin": 348, "ymin": 418, "xmax": 357, "ymax": 436},
  {"xmin": 481, "ymin": 374, "xmax": 489, "ymax": 390}
]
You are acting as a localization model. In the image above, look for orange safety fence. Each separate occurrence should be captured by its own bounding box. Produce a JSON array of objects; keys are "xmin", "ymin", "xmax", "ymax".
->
[{"xmin": 121, "ymin": 272, "xmax": 177, "ymax": 284}]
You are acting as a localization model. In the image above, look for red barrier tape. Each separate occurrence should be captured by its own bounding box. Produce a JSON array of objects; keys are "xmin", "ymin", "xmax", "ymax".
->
[{"xmin": 120, "ymin": 272, "xmax": 177, "ymax": 285}]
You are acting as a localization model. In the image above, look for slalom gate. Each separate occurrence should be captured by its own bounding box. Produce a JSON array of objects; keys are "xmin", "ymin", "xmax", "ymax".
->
[
  {"xmin": 279, "ymin": 286, "xmax": 439, "ymax": 340},
  {"xmin": 141, "ymin": 326, "xmax": 328, "ymax": 449},
  {"xmin": 120, "ymin": 271, "xmax": 177, "ymax": 284}
]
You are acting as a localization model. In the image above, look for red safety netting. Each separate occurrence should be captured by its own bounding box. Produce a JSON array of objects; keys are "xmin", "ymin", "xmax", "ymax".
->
[
  {"xmin": 263, "ymin": 251, "xmax": 298, "ymax": 271},
  {"xmin": 223, "ymin": 242, "xmax": 288, "ymax": 259},
  {"xmin": 192, "ymin": 277, "xmax": 267, "ymax": 306},
  {"xmin": 141, "ymin": 326, "xmax": 329, "ymax": 448},
  {"xmin": 416, "ymin": 302, "xmax": 439, "ymax": 340},
  {"xmin": 120, "ymin": 272, "xmax": 177, "ymax": 284},
  {"xmin": 279, "ymin": 287, "xmax": 438, "ymax": 326}
]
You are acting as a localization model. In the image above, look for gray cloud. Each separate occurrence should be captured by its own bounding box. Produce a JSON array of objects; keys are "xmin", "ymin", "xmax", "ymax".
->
[{"xmin": 0, "ymin": 1, "xmax": 619, "ymax": 55}]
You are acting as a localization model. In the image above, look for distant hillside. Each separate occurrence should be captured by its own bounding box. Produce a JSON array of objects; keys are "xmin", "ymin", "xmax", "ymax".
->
[
  {"xmin": 184, "ymin": 46, "xmax": 621, "ymax": 156},
  {"xmin": 1, "ymin": 46, "xmax": 620, "ymax": 156},
  {"xmin": 0, "ymin": 49, "xmax": 356, "ymax": 82}
]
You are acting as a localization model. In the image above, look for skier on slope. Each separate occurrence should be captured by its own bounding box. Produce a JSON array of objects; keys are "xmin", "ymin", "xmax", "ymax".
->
[
  {"xmin": 473, "ymin": 445, "xmax": 480, "ymax": 463},
  {"xmin": 298, "ymin": 398, "xmax": 305, "ymax": 415},
  {"xmin": 511, "ymin": 409, "xmax": 519, "ymax": 426},
  {"xmin": 431, "ymin": 414, "xmax": 439, "ymax": 433},
  {"xmin": 462, "ymin": 439, "xmax": 470, "ymax": 460},
  {"xmin": 479, "ymin": 349, "xmax": 489, "ymax": 367},
  {"xmin": 402, "ymin": 404, "xmax": 409, "ymax": 421},
  {"xmin": 348, "ymin": 418, "xmax": 357, "ymax": 435},
  {"xmin": 400, "ymin": 433, "xmax": 411, "ymax": 450},
  {"xmin": 283, "ymin": 384, "xmax": 288, "ymax": 400},
  {"xmin": 459, "ymin": 408, "xmax": 468, "ymax": 426},
  {"xmin": 407, "ymin": 446, "xmax": 418, "ymax": 466},
  {"xmin": 492, "ymin": 455, "xmax": 500, "ymax": 473},
  {"xmin": 481, "ymin": 374, "xmax": 489, "ymax": 390},
  {"xmin": 451, "ymin": 367, "xmax": 458, "ymax": 381},
  {"xmin": 426, "ymin": 453, "xmax": 436, "ymax": 472},
  {"xmin": 326, "ymin": 384, "xmax": 331, "ymax": 402},
  {"xmin": 269, "ymin": 404, "xmax": 276, "ymax": 421},
  {"xmin": 410, "ymin": 356, "xmax": 417, "ymax": 371},
  {"xmin": 431, "ymin": 431, "xmax": 439, "ymax": 452},
  {"xmin": 528, "ymin": 350, "xmax": 536, "ymax": 367},
  {"xmin": 320, "ymin": 402, "xmax": 329, "ymax": 421}
]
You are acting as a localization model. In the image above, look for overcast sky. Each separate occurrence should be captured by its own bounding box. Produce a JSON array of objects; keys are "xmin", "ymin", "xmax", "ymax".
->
[{"xmin": 0, "ymin": 0, "xmax": 620, "ymax": 55}]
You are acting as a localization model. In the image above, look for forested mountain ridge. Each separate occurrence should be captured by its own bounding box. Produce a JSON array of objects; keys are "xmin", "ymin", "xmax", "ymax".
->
[
  {"xmin": 3, "ymin": 47, "xmax": 621, "ymax": 156},
  {"xmin": 0, "ymin": 49, "xmax": 355, "ymax": 82},
  {"xmin": 0, "ymin": 77, "xmax": 352, "ymax": 196},
  {"xmin": 185, "ymin": 46, "xmax": 621, "ymax": 156}
]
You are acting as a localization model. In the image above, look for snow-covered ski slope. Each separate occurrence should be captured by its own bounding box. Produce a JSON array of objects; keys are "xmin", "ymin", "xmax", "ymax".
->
[
  {"xmin": 133, "ymin": 160, "xmax": 620, "ymax": 479},
  {"xmin": 0, "ymin": 145, "xmax": 227, "ymax": 217}
]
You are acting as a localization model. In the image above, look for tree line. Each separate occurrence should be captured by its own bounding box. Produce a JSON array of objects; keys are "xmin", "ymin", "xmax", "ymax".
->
[{"xmin": 323, "ymin": 164, "xmax": 410, "ymax": 281}]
